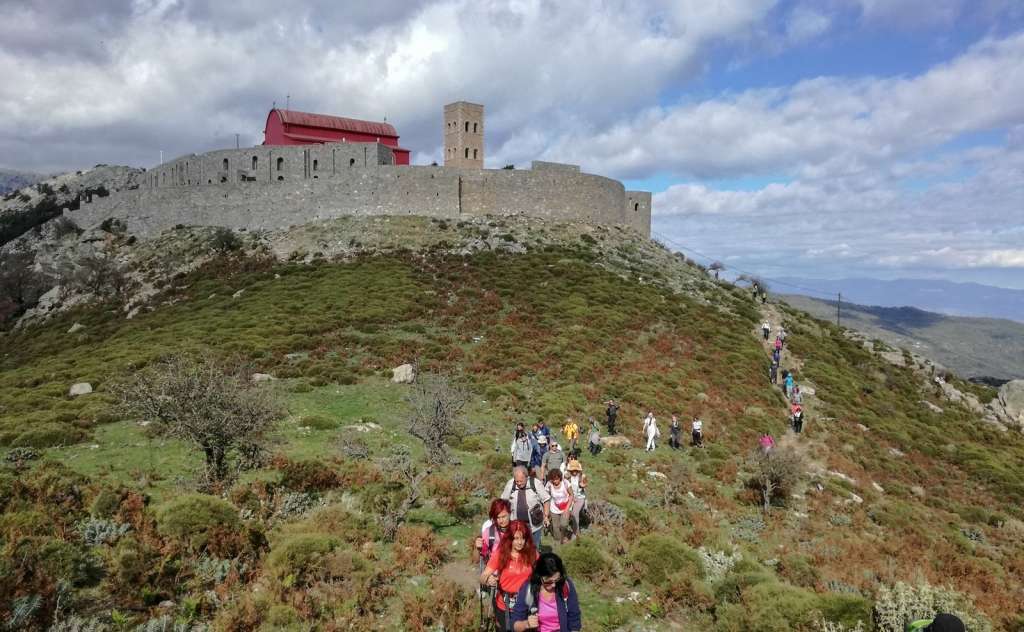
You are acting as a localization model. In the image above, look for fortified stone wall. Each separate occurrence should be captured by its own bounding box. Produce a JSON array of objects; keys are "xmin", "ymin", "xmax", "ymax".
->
[{"xmin": 68, "ymin": 143, "xmax": 651, "ymax": 238}]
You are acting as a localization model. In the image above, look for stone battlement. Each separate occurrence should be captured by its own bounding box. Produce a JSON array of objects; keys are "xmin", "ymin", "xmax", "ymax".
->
[{"xmin": 66, "ymin": 142, "xmax": 651, "ymax": 238}]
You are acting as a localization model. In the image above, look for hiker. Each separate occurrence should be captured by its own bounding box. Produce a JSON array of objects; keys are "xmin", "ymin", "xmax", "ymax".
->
[
  {"xmin": 529, "ymin": 424, "xmax": 545, "ymax": 477},
  {"xmin": 669, "ymin": 414, "xmax": 682, "ymax": 450},
  {"xmin": 790, "ymin": 403, "xmax": 804, "ymax": 434},
  {"xmin": 565, "ymin": 459, "xmax": 587, "ymax": 538},
  {"xmin": 759, "ymin": 432, "xmax": 775, "ymax": 454},
  {"xmin": 643, "ymin": 411, "xmax": 659, "ymax": 452},
  {"xmin": 791, "ymin": 385, "xmax": 802, "ymax": 404},
  {"xmin": 545, "ymin": 469, "xmax": 574, "ymax": 545},
  {"xmin": 542, "ymin": 441, "xmax": 567, "ymax": 481},
  {"xmin": 501, "ymin": 466, "xmax": 550, "ymax": 549},
  {"xmin": 587, "ymin": 418, "xmax": 601, "ymax": 456},
  {"xmin": 481, "ymin": 519, "xmax": 539, "ymax": 632},
  {"xmin": 774, "ymin": 336, "xmax": 782, "ymax": 352},
  {"xmin": 761, "ymin": 291, "xmax": 767, "ymax": 304},
  {"xmin": 534, "ymin": 422, "xmax": 550, "ymax": 458},
  {"xmin": 907, "ymin": 613, "xmax": 966, "ymax": 632},
  {"xmin": 510, "ymin": 552, "xmax": 582, "ymax": 632},
  {"xmin": 769, "ymin": 362, "xmax": 778, "ymax": 385},
  {"xmin": 771, "ymin": 347, "xmax": 781, "ymax": 365},
  {"xmin": 511, "ymin": 424, "xmax": 533, "ymax": 469},
  {"xmin": 561, "ymin": 417, "xmax": 580, "ymax": 456},
  {"xmin": 605, "ymin": 399, "xmax": 619, "ymax": 435},
  {"xmin": 784, "ymin": 372, "xmax": 795, "ymax": 399},
  {"xmin": 691, "ymin": 416, "xmax": 703, "ymax": 447},
  {"xmin": 778, "ymin": 326, "xmax": 787, "ymax": 348},
  {"xmin": 477, "ymin": 499, "xmax": 512, "ymax": 573},
  {"xmin": 761, "ymin": 321, "xmax": 770, "ymax": 340}
]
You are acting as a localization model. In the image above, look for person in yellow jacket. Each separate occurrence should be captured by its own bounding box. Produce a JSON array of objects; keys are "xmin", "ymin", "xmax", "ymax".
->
[{"xmin": 561, "ymin": 417, "xmax": 580, "ymax": 456}]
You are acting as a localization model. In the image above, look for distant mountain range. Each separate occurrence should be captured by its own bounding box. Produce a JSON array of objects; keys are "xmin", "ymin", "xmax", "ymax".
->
[
  {"xmin": 0, "ymin": 168, "xmax": 46, "ymax": 195},
  {"xmin": 781, "ymin": 294, "xmax": 1024, "ymax": 381},
  {"xmin": 774, "ymin": 277, "xmax": 1024, "ymax": 323}
]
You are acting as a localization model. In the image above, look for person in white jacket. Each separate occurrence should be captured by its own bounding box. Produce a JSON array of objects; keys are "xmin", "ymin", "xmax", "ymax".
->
[{"xmin": 642, "ymin": 412, "xmax": 659, "ymax": 452}]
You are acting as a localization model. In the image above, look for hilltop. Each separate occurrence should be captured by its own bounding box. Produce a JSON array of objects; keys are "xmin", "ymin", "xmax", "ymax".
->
[
  {"xmin": 1, "ymin": 211, "xmax": 1023, "ymax": 630},
  {"xmin": 780, "ymin": 294, "xmax": 1024, "ymax": 382}
]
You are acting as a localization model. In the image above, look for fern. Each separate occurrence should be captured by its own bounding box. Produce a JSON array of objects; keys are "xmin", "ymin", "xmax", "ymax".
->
[
  {"xmin": 6, "ymin": 594, "xmax": 42, "ymax": 630},
  {"xmin": 47, "ymin": 615, "xmax": 110, "ymax": 632}
]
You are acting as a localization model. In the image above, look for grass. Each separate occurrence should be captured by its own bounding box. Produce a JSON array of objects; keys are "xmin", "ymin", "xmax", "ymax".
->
[{"xmin": 2, "ymin": 234, "xmax": 1021, "ymax": 630}]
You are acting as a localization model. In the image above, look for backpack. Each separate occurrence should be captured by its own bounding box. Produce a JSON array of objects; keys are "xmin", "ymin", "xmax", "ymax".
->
[{"xmin": 523, "ymin": 478, "xmax": 545, "ymax": 528}]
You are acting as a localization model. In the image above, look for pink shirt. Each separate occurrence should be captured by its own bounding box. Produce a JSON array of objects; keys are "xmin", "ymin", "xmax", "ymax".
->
[{"xmin": 538, "ymin": 590, "xmax": 559, "ymax": 632}]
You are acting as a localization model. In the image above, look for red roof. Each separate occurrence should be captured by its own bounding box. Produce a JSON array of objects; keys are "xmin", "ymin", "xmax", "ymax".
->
[{"xmin": 274, "ymin": 109, "xmax": 398, "ymax": 138}]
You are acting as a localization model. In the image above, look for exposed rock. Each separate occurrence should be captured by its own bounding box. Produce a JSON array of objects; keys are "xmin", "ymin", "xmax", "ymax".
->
[
  {"xmin": 856, "ymin": 424, "xmax": 870, "ymax": 432},
  {"xmin": 67, "ymin": 322, "xmax": 84, "ymax": 334},
  {"xmin": 391, "ymin": 363, "xmax": 415, "ymax": 384},
  {"xmin": 232, "ymin": 289, "xmax": 244, "ymax": 299},
  {"xmin": 695, "ymin": 392, "xmax": 709, "ymax": 402},
  {"xmin": 888, "ymin": 447, "xmax": 905, "ymax": 458},
  {"xmin": 69, "ymin": 382, "xmax": 93, "ymax": 396},
  {"xmin": 996, "ymin": 380, "xmax": 1024, "ymax": 427},
  {"xmin": 872, "ymin": 482, "xmax": 885, "ymax": 494},
  {"xmin": 880, "ymin": 350, "xmax": 906, "ymax": 367},
  {"xmin": 800, "ymin": 386, "xmax": 816, "ymax": 396},
  {"xmin": 828, "ymin": 470, "xmax": 857, "ymax": 486},
  {"xmin": 919, "ymin": 400, "xmax": 944, "ymax": 414},
  {"xmin": 847, "ymin": 493, "xmax": 863, "ymax": 505},
  {"xmin": 647, "ymin": 471, "xmax": 667, "ymax": 480},
  {"xmin": 251, "ymin": 373, "xmax": 276, "ymax": 383},
  {"xmin": 602, "ymin": 436, "xmax": 633, "ymax": 449},
  {"xmin": 347, "ymin": 422, "xmax": 382, "ymax": 433},
  {"xmin": 910, "ymin": 485, "xmax": 926, "ymax": 498}
]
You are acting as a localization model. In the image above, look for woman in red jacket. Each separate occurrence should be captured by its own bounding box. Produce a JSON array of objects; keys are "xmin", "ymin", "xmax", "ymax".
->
[{"xmin": 479, "ymin": 520, "xmax": 539, "ymax": 631}]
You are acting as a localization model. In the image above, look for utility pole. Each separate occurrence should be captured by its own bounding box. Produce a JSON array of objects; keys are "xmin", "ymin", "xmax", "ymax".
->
[
  {"xmin": 836, "ymin": 292, "xmax": 842, "ymax": 327},
  {"xmin": 235, "ymin": 133, "xmax": 239, "ymax": 149}
]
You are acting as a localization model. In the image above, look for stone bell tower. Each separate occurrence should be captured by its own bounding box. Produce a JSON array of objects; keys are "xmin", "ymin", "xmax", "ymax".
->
[{"xmin": 443, "ymin": 101, "xmax": 484, "ymax": 168}]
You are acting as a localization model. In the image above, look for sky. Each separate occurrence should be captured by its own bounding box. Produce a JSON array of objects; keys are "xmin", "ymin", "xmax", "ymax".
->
[{"xmin": 1, "ymin": 0, "xmax": 1023, "ymax": 289}]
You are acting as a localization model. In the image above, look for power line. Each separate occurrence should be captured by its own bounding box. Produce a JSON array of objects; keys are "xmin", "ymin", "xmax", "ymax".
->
[{"xmin": 650, "ymin": 230, "xmax": 839, "ymax": 299}]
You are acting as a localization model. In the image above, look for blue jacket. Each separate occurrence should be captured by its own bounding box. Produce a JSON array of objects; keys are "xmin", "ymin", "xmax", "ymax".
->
[{"xmin": 510, "ymin": 579, "xmax": 581, "ymax": 632}]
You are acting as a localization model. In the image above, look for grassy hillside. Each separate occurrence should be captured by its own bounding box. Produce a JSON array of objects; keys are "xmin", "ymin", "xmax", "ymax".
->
[
  {"xmin": 781, "ymin": 294, "xmax": 1024, "ymax": 381},
  {"xmin": 1, "ymin": 218, "xmax": 1022, "ymax": 630}
]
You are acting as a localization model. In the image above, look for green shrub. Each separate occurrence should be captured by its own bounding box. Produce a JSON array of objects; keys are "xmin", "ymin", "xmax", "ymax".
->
[
  {"xmin": 778, "ymin": 553, "xmax": 820, "ymax": 588},
  {"xmin": 90, "ymin": 487, "xmax": 124, "ymax": 518},
  {"xmin": 265, "ymin": 534, "xmax": 340, "ymax": 588},
  {"xmin": 156, "ymin": 494, "xmax": 239, "ymax": 549},
  {"xmin": 299, "ymin": 414, "xmax": 338, "ymax": 430},
  {"xmin": 629, "ymin": 535, "xmax": 703, "ymax": 589},
  {"xmin": 288, "ymin": 380, "xmax": 314, "ymax": 393},
  {"xmin": 873, "ymin": 581, "xmax": 991, "ymax": 632},
  {"xmin": 259, "ymin": 605, "xmax": 302, "ymax": 632},
  {"xmin": 0, "ymin": 510, "xmax": 52, "ymax": 539},
  {"xmin": 560, "ymin": 537, "xmax": 611, "ymax": 583},
  {"xmin": 38, "ymin": 539, "xmax": 103, "ymax": 587},
  {"xmin": 10, "ymin": 423, "xmax": 87, "ymax": 448}
]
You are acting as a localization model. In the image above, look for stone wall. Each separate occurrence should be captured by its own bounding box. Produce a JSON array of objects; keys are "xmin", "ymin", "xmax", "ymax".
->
[{"xmin": 68, "ymin": 142, "xmax": 652, "ymax": 238}]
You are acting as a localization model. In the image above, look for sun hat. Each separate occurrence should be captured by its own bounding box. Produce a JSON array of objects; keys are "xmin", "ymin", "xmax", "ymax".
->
[{"xmin": 566, "ymin": 459, "xmax": 583, "ymax": 473}]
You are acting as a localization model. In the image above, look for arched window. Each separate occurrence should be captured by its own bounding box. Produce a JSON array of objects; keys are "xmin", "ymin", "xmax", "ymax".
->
[
  {"xmin": 465, "ymin": 148, "xmax": 469, "ymax": 158},
  {"xmin": 313, "ymin": 159, "xmax": 318, "ymax": 171},
  {"xmin": 222, "ymin": 158, "xmax": 228, "ymax": 171},
  {"xmin": 473, "ymin": 123, "xmax": 477, "ymax": 133},
  {"xmin": 473, "ymin": 149, "xmax": 478, "ymax": 159},
  {"xmin": 276, "ymin": 157, "xmax": 284, "ymax": 171},
  {"xmin": 252, "ymin": 156, "xmax": 258, "ymax": 170},
  {"xmin": 465, "ymin": 121, "xmax": 469, "ymax": 132},
  {"xmin": 349, "ymin": 158, "xmax": 356, "ymax": 167},
  {"xmin": 634, "ymin": 203, "xmax": 640, "ymax": 212}
]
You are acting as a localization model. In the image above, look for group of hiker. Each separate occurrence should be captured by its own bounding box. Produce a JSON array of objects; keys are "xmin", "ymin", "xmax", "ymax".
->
[
  {"xmin": 761, "ymin": 320, "xmax": 805, "ymax": 436},
  {"xmin": 641, "ymin": 411, "xmax": 704, "ymax": 451}
]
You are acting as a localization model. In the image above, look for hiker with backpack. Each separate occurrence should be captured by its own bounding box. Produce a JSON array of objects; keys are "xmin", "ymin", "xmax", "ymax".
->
[
  {"xmin": 587, "ymin": 418, "xmax": 601, "ymax": 456},
  {"xmin": 541, "ymin": 442, "xmax": 566, "ymax": 481},
  {"xmin": 510, "ymin": 552, "xmax": 582, "ymax": 632},
  {"xmin": 691, "ymin": 416, "xmax": 704, "ymax": 447},
  {"xmin": 759, "ymin": 432, "xmax": 776, "ymax": 454},
  {"xmin": 669, "ymin": 414, "xmax": 682, "ymax": 450},
  {"xmin": 774, "ymin": 336, "xmax": 783, "ymax": 352},
  {"xmin": 511, "ymin": 424, "xmax": 533, "ymax": 469},
  {"xmin": 561, "ymin": 417, "xmax": 580, "ymax": 456},
  {"xmin": 784, "ymin": 372, "xmax": 795, "ymax": 399},
  {"xmin": 791, "ymin": 385, "xmax": 802, "ymax": 404},
  {"xmin": 480, "ymin": 519, "xmax": 539, "ymax": 632},
  {"xmin": 501, "ymin": 466, "xmax": 551, "ymax": 549},
  {"xmin": 605, "ymin": 399, "xmax": 619, "ymax": 435},
  {"xmin": 565, "ymin": 460, "xmax": 587, "ymax": 539},
  {"xmin": 529, "ymin": 424, "xmax": 545, "ymax": 477},
  {"xmin": 778, "ymin": 326, "xmax": 787, "ymax": 348},
  {"xmin": 769, "ymin": 362, "xmax": 778, "ymax": 385},
  {"xmin": 643, "ymin": 411, "xmax": 659, "ymax": 452},
  {"xmin": 790, "ymin": 403, "xmax": 804, "ymax": 434},
  {"xmin": 771, "ymin": 347, "xmax": 781, "ymax": 365},
  {"xmin": 544, "ymin": 469, "xmax": 575, "ymax": 545},
  {"xmin": 477, "ymin": 499, "xmax": 512, "ymax": 574},
  {"xmin": 762, "ymin": 321, "xmax": 771, "ymax": 340}
]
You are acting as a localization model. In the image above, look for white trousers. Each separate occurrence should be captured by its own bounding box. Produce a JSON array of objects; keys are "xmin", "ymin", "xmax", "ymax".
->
[{"xmin": 646, "ymin": 435, "xmax": 656, "ymax": 451}]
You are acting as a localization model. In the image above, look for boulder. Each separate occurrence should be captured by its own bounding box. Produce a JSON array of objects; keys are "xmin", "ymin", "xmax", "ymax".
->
[
  {"xmin": 391, "ymin": 363, "xmax": 415, "ymax": 384},
  {"xmin": 232, "ymin": 289, "xmax": 245, "ymax": 299},
  {"xmin": 647, "ymin": 471, "xmax": 667, "ymax": 480},
  {"xmin": 67, "ymin": 322, "xmax": 85, "ymax": 334},
  {"xmin": 919, "ymin": 400, "xmax": 944, "ymax": 414},
  {"xmin": 997, "ymin": 380, "xmax": 1024, "ymax": 426},
  {"xmin": 602, "ymin": 435, "xmax": 633, "ymax": 449},
  {"xmin": 69, "ymin": 382, "xmax": 93, "ymax": 397},
  {"xmin": 346, "ymin": 422, "xmax": 382, "ymax": 433},
  {"xmin": 251, "ymin": 373, "xmax": 276, "ymax": 383},
  {"xmin": 800, "ymin": 386, "xmax": 816, "ymax": 396}
]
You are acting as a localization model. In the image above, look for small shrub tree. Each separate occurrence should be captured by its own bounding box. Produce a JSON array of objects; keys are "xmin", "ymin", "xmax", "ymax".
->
[
  {"xmin": 114, "ymin": 354, "xmax": 281, "ymax": 485},
  {"xmin": 405, "ymin": 371, "xmax": 468, "ymax": 467},
  {"xmin": 747, "ymin": 446, "xmax": 804, "ymax": 514},
  {"xmin": 211, "ymin": 227, "xmax": 242, "ymax": 253}
]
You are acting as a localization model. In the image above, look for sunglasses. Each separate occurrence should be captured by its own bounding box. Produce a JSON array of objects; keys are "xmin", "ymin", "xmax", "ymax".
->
[{"xmin": 541, "ymin": 575, "xmax": 561, "ymax": 586}]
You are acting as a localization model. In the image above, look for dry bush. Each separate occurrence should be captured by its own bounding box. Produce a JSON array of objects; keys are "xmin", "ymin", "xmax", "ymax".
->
[
  {"xmin": 394, "ymin": 524, "xmax": 449, "ymax": 574},
  {"xmin": 405, "ymin": 371, "xmax": 468, "ymax": 467},
  {"xmin": 399, "ymin": 577, "xmax": 476, "ymax": 632},
  {"xmin": 114, "ymin": 353, "xmax": 282, "ymax": 485},
  {"xmin": 746, "ymin": 445, "xmax": 805, "ymax": 514}
]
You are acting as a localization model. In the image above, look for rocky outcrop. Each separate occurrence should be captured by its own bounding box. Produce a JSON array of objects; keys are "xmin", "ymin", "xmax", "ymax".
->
[
  {"xmin": 989, "ymin": 380, "xmax": 1024, "ymax": 430},
  {"xmin": 391, "ymin": 364, "xmax": 415, "ymax": 384}
]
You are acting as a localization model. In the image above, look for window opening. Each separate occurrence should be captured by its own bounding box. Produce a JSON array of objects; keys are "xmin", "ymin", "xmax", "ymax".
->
[
  {"xmin": 276, "ymin": 157, "xmax": 284, "ymax": 171},
  {"xmin": 252, "ymin": 156, "xmax": 258, "ymax": 170}
]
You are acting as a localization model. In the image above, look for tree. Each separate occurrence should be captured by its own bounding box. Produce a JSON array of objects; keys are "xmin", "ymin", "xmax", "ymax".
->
[
  {"xmin": 405, "ymin": 371, "xmax": 468, "ymax": 467},
  {"xmin": 72, "ymin": 253, "xmax": 134, "ymax": 299},
  {"xmin": 0, "ymin": 247, "xmax": 51, "ymax": 324},
  {"xmin": 114, "ymin": 354, "xmax": 281, "ymax": 486},
  {"xmin": 709, "ymin": 261, "xmax": 724, "ymax": 279},
  {"xmin": 376, "ymin": 447, "xmax": 429, "ymax": 541},
  {"xmin": 747, "ymin": 446, "xmax": 804, "ymax": 514}
]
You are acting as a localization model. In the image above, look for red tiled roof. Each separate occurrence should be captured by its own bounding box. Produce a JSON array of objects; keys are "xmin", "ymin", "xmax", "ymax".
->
[{"xmin": 274, "ymin": 109, "xmax": 398, "ymax": 137}]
